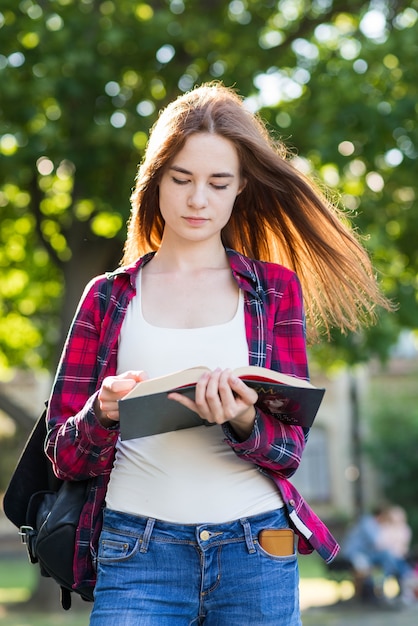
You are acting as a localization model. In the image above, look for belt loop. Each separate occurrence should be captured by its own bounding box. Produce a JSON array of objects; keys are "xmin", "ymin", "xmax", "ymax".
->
[
  {"xmin": 140, "ymin": 517, "xmax": 155, "ymax": 553},
  {"xmin": 240, "ymin": 518, "xmax": 256, "ymax": 554}
]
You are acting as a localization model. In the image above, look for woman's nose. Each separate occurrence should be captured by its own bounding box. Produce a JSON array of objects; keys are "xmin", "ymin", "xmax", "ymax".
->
[{"xmin": 188, "ymin": 184, "xmax": 208, "ymax": 209}]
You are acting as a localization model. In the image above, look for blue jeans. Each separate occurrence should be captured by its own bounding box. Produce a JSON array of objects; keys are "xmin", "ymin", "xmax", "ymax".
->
[{"xmin": 89, "ymin": 507, "xmax": 301, "ymax": 625}]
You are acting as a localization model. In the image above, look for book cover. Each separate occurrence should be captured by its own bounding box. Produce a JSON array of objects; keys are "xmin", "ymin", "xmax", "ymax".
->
[{"xmin": 118, "ymin": 366, "xmax": 325, "ymax": 440}]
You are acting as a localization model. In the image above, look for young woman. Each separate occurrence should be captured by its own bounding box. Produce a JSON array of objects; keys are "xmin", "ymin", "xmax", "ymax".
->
[{"xmin": 45, "ymin": 83, "xmax": 391, "ymax": 625}]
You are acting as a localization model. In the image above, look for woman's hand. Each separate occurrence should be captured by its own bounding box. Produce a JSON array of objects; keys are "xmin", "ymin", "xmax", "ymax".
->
[
  {"xmin": 168, "ymin": 368, "xmax": 258, "ymax": 441},
  {"xmin": 95, "ymin": 370, "xmax": 148, "ymax": 427}
]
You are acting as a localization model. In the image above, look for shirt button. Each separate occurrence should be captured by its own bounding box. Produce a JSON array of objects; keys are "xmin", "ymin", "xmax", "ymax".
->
[
  {"xmin": 200, "ymin": 530, "xmax": 210, "ymax": 541},
  {"xmin": 289, "ymin": 499, "xmax": 295, "ymax": 506}
]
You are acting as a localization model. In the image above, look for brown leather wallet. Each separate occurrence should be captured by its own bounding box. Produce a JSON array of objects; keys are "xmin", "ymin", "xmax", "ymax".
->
[{"xmin": 258, "ymin": 528, "xmax": 295, "ymax": 556}]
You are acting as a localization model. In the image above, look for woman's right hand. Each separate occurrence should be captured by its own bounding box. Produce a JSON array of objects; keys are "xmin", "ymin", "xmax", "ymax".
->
[{"xmin": 94, "ymin": 370, "xmax": 148, "ymax": 427}]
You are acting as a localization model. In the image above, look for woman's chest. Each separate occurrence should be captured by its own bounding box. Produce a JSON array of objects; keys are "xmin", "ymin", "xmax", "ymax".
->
[{"xmin": 141, "ymin": 269, "xmax": 240, "ymax": 329}]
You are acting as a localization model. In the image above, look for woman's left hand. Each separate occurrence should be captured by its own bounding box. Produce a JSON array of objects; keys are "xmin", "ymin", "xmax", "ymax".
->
[{"xmin": 168, "ymin": 368, "xmax": 258, "ymax": 440}]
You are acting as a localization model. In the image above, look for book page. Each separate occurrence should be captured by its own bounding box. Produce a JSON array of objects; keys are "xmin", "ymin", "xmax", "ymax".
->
[
  {"xmin": 122, "ymin": 366, "xmax": 211, "ymax": 400},
  {"xmin": 234, "ymin": 365, "xmax": 314, "ymax": 389},
  {"xmin": 121, "ymin": 364, "xmax": 315, "ymax": 401}
]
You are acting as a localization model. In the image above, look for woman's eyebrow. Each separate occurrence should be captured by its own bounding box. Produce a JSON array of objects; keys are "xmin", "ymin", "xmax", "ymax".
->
[{"xmin": 169, "ymin": 165, "xmax": 234, "ymax": 178}]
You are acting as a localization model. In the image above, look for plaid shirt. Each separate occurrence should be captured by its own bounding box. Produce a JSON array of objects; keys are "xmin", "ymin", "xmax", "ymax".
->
[{"xmin": 46, "ymin": 249, "xmax": 339, "ymax": 592}]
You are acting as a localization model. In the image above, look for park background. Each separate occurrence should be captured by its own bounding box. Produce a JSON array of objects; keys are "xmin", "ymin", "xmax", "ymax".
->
[{"xmin": 0, "ymin": 0, "xmax": 417, "ymax": 620}]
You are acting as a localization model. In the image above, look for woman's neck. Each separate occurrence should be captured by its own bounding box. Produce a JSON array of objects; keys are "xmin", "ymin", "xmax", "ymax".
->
[{"xmin": 150, "ymin": 239, "xmax": 229, "ymax": 273}]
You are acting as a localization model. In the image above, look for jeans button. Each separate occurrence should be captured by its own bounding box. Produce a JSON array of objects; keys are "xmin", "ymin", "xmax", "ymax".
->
[{"xmin": 200, "ymin": 530, "xmax": 210, "ymax": 541}]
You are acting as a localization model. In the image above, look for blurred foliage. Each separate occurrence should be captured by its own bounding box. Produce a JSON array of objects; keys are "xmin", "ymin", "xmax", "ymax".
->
[
  {"xmin": 0, "ymin": 422, "xmax": 28, "ymax": 492},
  {"xmin": 0, "ymin": 0, "xmax": 417, "ymax": 374},
  {"xmin": 364, "ymin": 371, "xmax": 418, "ymax": 541}
]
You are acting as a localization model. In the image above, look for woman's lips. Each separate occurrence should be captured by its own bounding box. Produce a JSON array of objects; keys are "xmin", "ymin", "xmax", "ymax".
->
[{"xmin": 183, "ymin": 217, "xmax": 209, "ymax": 226}]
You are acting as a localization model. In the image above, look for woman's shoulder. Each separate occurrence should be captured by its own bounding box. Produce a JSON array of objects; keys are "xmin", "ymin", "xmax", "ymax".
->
[
  {"xmin": 226, "ymin": 248, "xmax": 298, "ymax": 283},
  {"xmin": 83, "ymin": 253, "xmax": 155, "ymax": 296}
]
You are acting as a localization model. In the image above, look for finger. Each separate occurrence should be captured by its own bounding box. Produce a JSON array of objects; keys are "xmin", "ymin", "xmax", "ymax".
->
[
  {"xmin": 96, "ymin": 396, "xmax": 120, "ymax": 422},
  {"xmin": 118, "ymin": 370, "xmax": 149, "ymax": 383},
  {"xmin": 98, "ymin": 376, "xmax": 138, "ymax": 418},
  {"xmin": 102, "ymin": 371, "xmax": 148, "ymax": 398},
  {"xmin": 217, "ymin": 375, "xmax": 257, "ymax": 425},
  {"xmin": 103, "ymin": 409, "xmax": 120, "ymax": 422},
  {"xmin": 204, "ymin": 368, "xmax": 223, "ymax": 401},
  {"xmin": 111, "ymin": 379, "xmax": 138, "ymax": 393},
  {"xmin": 167, "ymin": 391, "xmax": 198, "ymax": 413},
  {"xmin": 228, "ymin": 375, "xmax": 258, "ymax": 405},
  {"xmin": 216, "ymin": 369, "xmax": 235, "ymax": 404},
  {"xmin": 194, "ymin": 371, "xmax": 211, "ymax": 410},
  {"xmin": 201, "ymin": 369, "xmax": 224, "ymax": 414},
  {"xmin": 188, "ymin": 371, "xmax": 217, "ymax": 422}
]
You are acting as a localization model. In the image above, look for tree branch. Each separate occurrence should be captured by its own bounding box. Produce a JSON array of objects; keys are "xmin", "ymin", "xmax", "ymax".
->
[{"xmin": 0, "ymin": 391, "xmax": 37, "ymax": 432}]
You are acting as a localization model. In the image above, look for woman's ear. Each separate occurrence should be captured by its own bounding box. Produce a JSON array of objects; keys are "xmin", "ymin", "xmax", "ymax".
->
[{"xmin": 237, "ymin": 177, "xmax": 247, "ymax": 195}]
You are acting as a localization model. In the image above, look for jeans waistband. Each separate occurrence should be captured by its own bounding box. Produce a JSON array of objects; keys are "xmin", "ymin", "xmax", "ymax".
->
[{"xmin": 102, "ymin": 507, "xmax": 289, "ymax": 554}]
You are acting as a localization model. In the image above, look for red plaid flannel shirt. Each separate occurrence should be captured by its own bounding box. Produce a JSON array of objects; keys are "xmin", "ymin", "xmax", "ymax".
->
[{"xmin": 46, "ymin": 249, "xmax": 339, "ymax": 592}]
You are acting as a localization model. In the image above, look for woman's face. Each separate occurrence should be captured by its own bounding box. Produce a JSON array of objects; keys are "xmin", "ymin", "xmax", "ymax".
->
[{"xmin": 158, "ymin": 132, "xmax": 245, "ymax": 246}]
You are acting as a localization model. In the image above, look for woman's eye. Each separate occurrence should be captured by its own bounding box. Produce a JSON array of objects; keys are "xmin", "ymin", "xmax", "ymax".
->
[{"xmin": 171, "ymin": 177, "xmax": 228, "ymax": 190}]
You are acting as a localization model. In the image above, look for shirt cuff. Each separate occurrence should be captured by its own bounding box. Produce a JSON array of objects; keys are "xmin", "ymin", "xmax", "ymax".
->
[{"xmin": 221, "ymin": 408, "xmax": 260, "ymax": 447}]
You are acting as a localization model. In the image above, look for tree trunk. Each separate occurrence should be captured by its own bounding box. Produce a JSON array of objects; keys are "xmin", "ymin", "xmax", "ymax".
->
[{"xmin": 55, "ymin": 227, "xmax": 122, "ymax": 367}]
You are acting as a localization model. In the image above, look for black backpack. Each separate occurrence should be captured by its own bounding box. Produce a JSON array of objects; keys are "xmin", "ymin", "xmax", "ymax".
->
[
  {"xmin": 3, "ymin": 409, "xmax": 94, "ymax": 609},
  {"xmin": 2, "ymin": 276, "xmax": 113, "ymax": 609}
]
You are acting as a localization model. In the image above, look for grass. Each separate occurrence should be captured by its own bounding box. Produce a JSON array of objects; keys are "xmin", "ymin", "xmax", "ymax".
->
[
  {"xmin": 0, "ymin": 611, "xmax": 90, "ymax": 626},
  {"xmin": 0, "ymin": 559, "xmax": 37, "ymax": 604},
  {"xmin": 0, "ymin": 557, "xmax": 91, "ymax": 625},
  {"xmin": 298, "ymin": 552, "xmax": 328, "ymax": 578}
]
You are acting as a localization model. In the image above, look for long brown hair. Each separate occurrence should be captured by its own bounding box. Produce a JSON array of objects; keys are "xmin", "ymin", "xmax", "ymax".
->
[{"xmin": 124, "ymin": 83, "xmax": 392, "ymax": 340}]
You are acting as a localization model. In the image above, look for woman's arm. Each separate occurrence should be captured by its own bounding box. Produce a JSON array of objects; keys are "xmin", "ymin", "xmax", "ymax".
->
[
  {"xmin": 222, "ymin": 412, "xmax": 307, "ymax": 479},
  {"xmin": 45, "ymin": 278, "xmax": 120, "ymax": 481},
  {"xmin": 224, "ymin": 270, "xmax": 309, "ymax": 477}
]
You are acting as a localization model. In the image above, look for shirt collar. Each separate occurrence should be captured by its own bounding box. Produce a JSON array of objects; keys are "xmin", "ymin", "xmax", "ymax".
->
[
  {"xmin": 226, "ymin": 248, "xmax": 263, "ymax": 300},
  {"xmin": 106, "ymin": 251, "xmax": 156, "ymax": 289}
]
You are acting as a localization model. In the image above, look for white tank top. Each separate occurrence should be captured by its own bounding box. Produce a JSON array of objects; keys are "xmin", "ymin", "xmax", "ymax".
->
[{"xmin": 106, "ymin": 271, "xmax": 283, "ymax": 522}]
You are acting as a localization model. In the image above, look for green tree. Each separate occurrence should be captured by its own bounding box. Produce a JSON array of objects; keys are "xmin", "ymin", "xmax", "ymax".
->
[
  {"xmin": 365, "ymin": 372, "xmax": 418, "ymax": 540},
  {"xmin": 1, "ymin": 0, "xmax": 417, "ymax": 422},
  {"xmin": 1, "ymin": 1, "xmax": 417, "ymax": 609}
]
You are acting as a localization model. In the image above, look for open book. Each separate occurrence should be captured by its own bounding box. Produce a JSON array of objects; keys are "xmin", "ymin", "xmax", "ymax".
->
[{"xmin": 118, "ymin": 365, "xmax": 325, "ymax": 440}]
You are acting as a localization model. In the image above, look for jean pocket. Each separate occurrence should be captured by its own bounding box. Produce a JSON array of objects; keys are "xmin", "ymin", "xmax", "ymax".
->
[
  {"xmin": 98, "ymin": 532, "xmax": 140, "ymax": 563},
  {"xmin": 256, "ymin": 542, "xmax": 297, "ymax": 562},
  {"xmin": 256, "ymin": 529, "xmax": 296, "ymax": 561},
  {"xmin": 258, "ymin": 528, "xmax": 295, "ymax": 556}
]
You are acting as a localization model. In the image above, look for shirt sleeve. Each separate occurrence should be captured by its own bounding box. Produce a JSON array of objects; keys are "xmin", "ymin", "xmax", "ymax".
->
[
  {"xmin": 271, "ymin": 270, "xmax": 309, "ymax": 380},
  {"xmin": 45, "ymin": 278, "xmax": 119, "ymax": 481},
  {"xmin": 223, "ymin": 269, "xmax": 309, "ymax": 476},
  {"xmin": 222, "ymin": 410, "xmax": 307, "ymax": 478}
]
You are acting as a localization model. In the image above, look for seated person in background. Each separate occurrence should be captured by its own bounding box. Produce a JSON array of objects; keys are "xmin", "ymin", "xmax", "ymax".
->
[
  {"xmin": 378, "ymin": 505, "xmax": 418, "ymax": 603},
  {"xmin": 341, "ymin": 507, "xmax": 414, "ymax": 603},
  {"xmin": 377, "ymin": 506, "xmax": 412, "ymax": 559}
]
